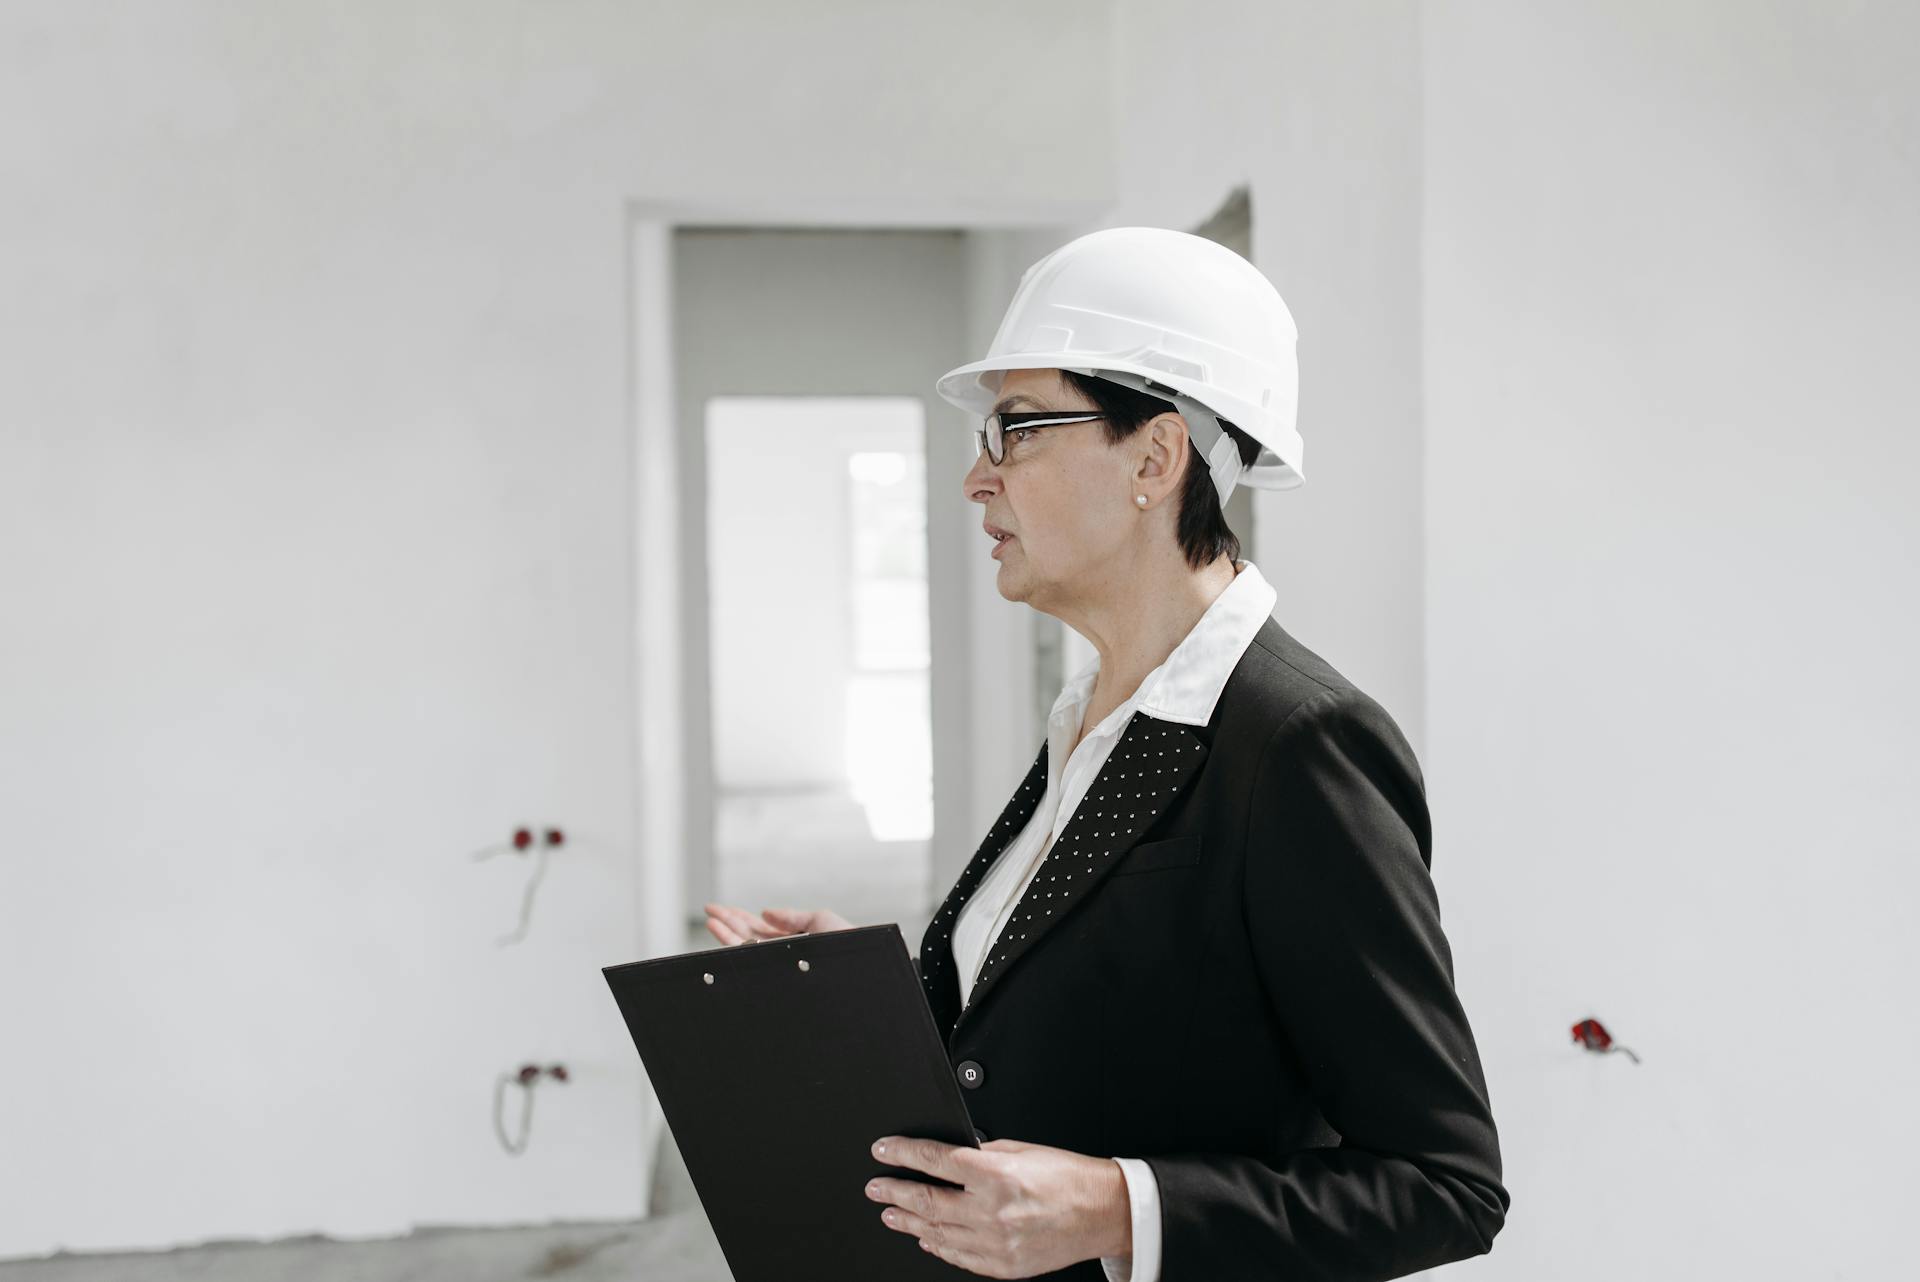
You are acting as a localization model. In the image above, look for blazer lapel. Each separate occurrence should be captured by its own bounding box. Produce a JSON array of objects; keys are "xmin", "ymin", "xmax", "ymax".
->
[
  {"xmin": 919, "ymin": 740, "xmax": 1051, "ymax": 1038},
  {"xmin": 950, "ymin": 709, "xmax": 1209, "ymax": 1039}
]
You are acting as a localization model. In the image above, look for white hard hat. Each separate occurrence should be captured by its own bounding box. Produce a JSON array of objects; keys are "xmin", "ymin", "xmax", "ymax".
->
[{"xmin": 935, "ymin": 225, "xmax": 1305, "ymax": 503}]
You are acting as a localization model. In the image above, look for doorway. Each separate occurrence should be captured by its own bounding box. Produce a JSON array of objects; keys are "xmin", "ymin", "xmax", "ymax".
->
[{"xmin": 671, "ymin": 227, "xmax": 971, "ymax": 947}]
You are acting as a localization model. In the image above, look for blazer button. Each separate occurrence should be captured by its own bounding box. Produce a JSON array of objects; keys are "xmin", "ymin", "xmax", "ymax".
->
[{"xmin": 956, "ymin": 1059, "xmax": 986, "ymax": 1089}]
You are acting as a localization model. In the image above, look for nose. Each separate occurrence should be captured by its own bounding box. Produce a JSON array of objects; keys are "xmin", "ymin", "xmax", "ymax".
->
[{"xmin": 963, "ymin": 446, "xmax": 1000, "ymax": 504}]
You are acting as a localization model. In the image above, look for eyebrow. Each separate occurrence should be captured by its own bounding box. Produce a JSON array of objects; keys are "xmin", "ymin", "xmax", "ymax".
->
[{"xmin": 990, "ymin": 393, "xmax": 1056, "ymax": 415}]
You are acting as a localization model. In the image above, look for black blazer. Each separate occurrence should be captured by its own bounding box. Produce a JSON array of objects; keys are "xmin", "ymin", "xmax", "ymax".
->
[{"xmin": 911, "ymin": 613, "xmax": 1507, "ymax": 1281}]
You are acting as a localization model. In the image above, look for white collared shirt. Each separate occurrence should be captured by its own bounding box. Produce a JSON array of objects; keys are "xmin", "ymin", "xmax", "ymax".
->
[{"xmin": 950, "ymin": 558, "xmax": 1279, "ymax": 1282}]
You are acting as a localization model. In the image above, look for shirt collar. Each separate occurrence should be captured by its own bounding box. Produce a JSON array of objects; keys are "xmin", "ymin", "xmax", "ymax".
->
[{"xmin": 1050, "ymin": 559, "xmax": 1278, "ymax": 735}]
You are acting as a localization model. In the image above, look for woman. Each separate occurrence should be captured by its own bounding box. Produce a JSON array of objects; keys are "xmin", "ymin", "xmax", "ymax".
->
[{"xmin": 706, "ymin": 227, "xmax": 1507, "ymax": 1281}]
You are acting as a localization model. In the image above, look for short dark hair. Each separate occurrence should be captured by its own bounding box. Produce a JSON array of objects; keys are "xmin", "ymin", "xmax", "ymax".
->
[{"xmin": 1058, "ymin": 369, "xmax": 1260, "ymax": 571}]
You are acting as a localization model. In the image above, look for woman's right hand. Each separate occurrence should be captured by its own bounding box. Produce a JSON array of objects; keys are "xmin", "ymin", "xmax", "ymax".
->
[{"xmin": 703, "ymin": 902, "xmax": 855, "ymax": 946}]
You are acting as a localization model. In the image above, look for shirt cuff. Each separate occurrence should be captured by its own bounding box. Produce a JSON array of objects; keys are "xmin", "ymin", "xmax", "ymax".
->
[{"xmin": 1097, "ymin": 1157, "xmax": 1162, "ymax": 1282}]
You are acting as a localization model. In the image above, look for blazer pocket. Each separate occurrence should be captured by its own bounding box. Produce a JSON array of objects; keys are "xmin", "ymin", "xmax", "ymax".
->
[{"xmin": 1110, "ymin": 833, "xmax": 1203, "ymax": 876}]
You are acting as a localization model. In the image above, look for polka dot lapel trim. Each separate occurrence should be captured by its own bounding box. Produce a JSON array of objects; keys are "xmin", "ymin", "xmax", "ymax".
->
[
  {"xmin": 924, "ymin": 711, "xmax": 1209, "ymax": 1030},
  {"xmin": 917, "ymin": 740, "xmax": 1050, "ymax": 1017}
]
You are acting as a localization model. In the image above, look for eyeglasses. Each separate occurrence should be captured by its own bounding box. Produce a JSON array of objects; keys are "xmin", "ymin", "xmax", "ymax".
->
[{"xmin": 973, "ymin": 411, "xmax": 1109, "ymax": 466}]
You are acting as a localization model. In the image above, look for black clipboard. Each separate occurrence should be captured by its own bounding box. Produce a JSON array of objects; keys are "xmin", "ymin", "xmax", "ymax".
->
[{"xmin": 603, "ymin": 923, "xmax": 981, "ymax": 1281}]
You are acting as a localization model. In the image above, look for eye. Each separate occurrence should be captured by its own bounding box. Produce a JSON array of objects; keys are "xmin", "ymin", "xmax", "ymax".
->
[{"xmin": 1007, "ymin": 426, "xmax": 1037, "ymax": 445}]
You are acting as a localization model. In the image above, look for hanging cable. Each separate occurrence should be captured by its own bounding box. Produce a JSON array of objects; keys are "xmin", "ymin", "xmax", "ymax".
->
[{"xmin": 493, "ymin": 1062, "xmax": 571, "ymax": 1156}]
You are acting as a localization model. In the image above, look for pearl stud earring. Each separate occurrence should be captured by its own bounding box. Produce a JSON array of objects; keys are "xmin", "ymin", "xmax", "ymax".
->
[{"xmin": 1135, "ymin": 494, "xmax": 1148, "ymax": 507}]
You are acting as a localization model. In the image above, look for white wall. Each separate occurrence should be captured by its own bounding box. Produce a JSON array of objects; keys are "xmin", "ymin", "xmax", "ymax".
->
[
  {"xmin": 0, "ymin": 0, "xmax": 1113, "ymax": 1258},
  {"xmin": 1424, "ymin": 4, "xmax": 1919, "ymax": 1278}
]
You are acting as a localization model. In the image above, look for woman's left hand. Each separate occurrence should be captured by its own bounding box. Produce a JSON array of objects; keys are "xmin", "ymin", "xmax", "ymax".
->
[{"xmin": 865, "ymin": 1134, "xmax": 1130, "ymax": 1278}]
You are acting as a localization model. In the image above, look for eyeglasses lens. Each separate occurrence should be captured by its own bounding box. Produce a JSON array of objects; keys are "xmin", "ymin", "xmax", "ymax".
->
[{"xmin": 976, "ymin": 418, "xmax": 1003, "ymax": 465}]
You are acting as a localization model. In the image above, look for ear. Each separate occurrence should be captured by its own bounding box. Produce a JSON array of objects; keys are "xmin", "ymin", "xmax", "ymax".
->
[{"xmin": 1135, "ymin": 410, "xmax": 1191, "ymax": 488}]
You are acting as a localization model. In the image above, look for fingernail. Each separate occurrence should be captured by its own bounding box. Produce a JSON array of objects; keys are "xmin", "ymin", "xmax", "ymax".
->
[{"xmin": 872, "ymin": 1139, "xmax": 888, "ymax": 1157}]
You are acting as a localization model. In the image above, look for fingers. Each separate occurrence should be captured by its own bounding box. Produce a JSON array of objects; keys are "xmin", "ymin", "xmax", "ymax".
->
[
  {"xmin": 703, "ymin": 902, "xmax": 843, "ymax": 947},
  {"xmin": 868, "ymin": 1175, "xmax": 964, "ymax": 1225},
  {"xmin": 771, "ymin": 906, "xmax": 855, "ymax": 933},
  {"xmin": 703, "ymin": 902, "xmax": 780, "ymax": 945},
  {"xmin": 706, "ymin": 904, "xmax": 760, "ymax": 943},
  {"xmin": 873, "ymin": 1136, "xmax": 975, "ymax": 1187},
  {"xmin": 703, "ymin": 904, "xmax": 743, "ymax": 945}
]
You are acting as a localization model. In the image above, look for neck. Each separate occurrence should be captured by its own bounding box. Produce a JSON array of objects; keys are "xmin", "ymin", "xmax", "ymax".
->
[{"xmin": 1056, "ymin": 548, "xmax": 1240, "ymax": 710}]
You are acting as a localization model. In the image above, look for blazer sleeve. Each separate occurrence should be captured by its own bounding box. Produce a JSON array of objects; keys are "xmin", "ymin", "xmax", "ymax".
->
[{"xmin": 1140, "ymin": 687, "xmax": 1508, "ymax": 1281}]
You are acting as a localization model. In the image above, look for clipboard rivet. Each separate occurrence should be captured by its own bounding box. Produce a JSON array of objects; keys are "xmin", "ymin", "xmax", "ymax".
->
[
  {"xmin": 703, "ymin": 972, "xmax": 714, "ymax": 984},
  {"xmin": 797, "ymin": 959, "xmax": 810, "ymax": 971}
]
